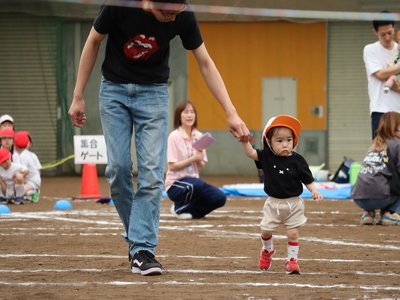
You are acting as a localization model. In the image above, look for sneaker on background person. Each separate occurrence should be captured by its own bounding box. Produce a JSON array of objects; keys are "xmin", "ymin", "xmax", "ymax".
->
[
  {"xmin": 285, "ymin": 258, "xmax": 301, "ymax": 274},
  {"xmin": 170, "ymin": 205, "xmax": 193, "ymax": 220},
  {"xmin": 259, "ymin": 249, "xmax": 275, "ymax": 271},
  {"xmin": 10, "ymin": 197, "xmax": 24, "ymax": 205},
  {"xmin": 381, "ymin": 212, "xmax": 400, "ymax": 226},
  {"xmin": 375, "ymin": 210, "xmax": 385, "ymax": 225},
  {"xmin": 360, "ymin": 210, "xmax": 375, "ymax": 225},
  {"xmin": 130, "ymin": 250, "xmax": 164, "ymax": 276}
]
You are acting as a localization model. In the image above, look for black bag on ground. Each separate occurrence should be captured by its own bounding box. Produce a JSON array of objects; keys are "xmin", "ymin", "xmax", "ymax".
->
[{"xmin": 331, "ymin": 157, "xmax": 354, "ymax": 183}]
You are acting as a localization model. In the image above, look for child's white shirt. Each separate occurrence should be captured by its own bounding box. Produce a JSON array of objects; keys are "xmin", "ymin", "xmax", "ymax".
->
[
  {"xmin": 12, "ymin": 150, "xmax": 42, "ymax": 187},
  {"xmin": 0, "ymin": 162, "xmax": 28, "ymax": 186}
]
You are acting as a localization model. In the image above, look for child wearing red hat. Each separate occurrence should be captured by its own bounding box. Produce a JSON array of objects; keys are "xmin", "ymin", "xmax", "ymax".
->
[
  {"xmin": 13, "ymin": 131, "xmax": 42, "ymax": 202},
  {"xmin": 241, "ymin": 115, "xmax": 323, "ymax": 275},
  {"xmin": 0, "ymin": 127, "xmax": 15, "ymax": 154},
  {"xmin": 0, "ymin": 148, "xmax": 28, "ymax": 204}
]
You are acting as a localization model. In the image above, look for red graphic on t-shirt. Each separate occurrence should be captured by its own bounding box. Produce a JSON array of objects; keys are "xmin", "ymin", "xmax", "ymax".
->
[{"xmin": 123, "ymin": 34, "xmax": 159, "ymax": 60}]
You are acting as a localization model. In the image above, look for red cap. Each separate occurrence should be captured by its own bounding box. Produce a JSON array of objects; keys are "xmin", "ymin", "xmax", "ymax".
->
[
  {"xmin": 0, "ymin": 127, "xmax": 15, "ymax": 138},
  {"xmin": 14, "ymin": 131, "xmax": 31, "ymax": 148},
  {"xmin": 262, "ymin": 115, "xmax": 301, "ymax": 147},
  {"xmin": 0, "ymin": 148, "xmax": 11, "ymax": 164}
]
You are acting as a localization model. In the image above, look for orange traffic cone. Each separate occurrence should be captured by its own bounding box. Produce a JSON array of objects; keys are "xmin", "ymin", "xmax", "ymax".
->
[{"xmin": 75, "ymin": 164, "xmax": 103, "ymax": 200}]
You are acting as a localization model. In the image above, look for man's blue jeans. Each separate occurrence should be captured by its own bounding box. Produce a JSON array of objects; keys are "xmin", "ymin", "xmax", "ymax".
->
[{"xmin": 99, "ymin": 78, "xmax": 168, "ymax": 256}]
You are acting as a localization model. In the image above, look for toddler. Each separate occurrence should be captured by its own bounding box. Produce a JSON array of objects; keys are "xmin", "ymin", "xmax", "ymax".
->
[
  {"xmin": 12, "ymin": 131, "xmax": 42, "ymax": 202},
  {"xmin": 241, "ymin": 115, "xmax": 322, "ymax": 274},
  {"xmin": 0, "ymin": 148, "xmax": 28, "ymax": 204}
]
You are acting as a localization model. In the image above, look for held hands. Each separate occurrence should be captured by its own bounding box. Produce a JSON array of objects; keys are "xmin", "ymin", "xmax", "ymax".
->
[
  {"xmin": 227, "ymin": 113, "xmax": 251, "ymax": 142},
  {"xmin": 68, "ymin": 96, "xmax": 87, "ymax": 128}
]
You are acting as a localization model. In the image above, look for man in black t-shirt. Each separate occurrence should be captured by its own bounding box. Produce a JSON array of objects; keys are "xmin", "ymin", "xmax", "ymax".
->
[{"xmin": 68, "ymin": 0, "xmax": 250, "ymax": 276}]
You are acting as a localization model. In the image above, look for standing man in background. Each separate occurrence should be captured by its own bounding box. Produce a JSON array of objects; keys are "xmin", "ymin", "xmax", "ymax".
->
[
  {"xmin": 68, "ymin": 0, "xmax": 250, "ymax": 276},
  {"xmin": 364, "ymin": 12, "xmax": 400, "ymax": 138}
]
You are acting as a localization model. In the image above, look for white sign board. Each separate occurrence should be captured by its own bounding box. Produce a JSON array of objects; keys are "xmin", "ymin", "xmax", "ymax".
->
[{"xmin": 74, "ymin": 135, "xmax": 108, "ymax": 164}]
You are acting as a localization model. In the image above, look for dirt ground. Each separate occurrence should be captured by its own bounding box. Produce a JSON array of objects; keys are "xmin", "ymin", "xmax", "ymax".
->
[{"xmin": 0, "ymin": 176, "xmax": 399, "ymax": 300}]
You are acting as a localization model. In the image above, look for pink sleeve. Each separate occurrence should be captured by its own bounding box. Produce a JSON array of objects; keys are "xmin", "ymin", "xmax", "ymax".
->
[{"xmin": 167, "ymin": 131, "xmax": 180, "ymax": 163}]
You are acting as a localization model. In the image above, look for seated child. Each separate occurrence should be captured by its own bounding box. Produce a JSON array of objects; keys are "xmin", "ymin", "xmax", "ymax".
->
[
  {"xmin": 12, "ymin": 131, "xmax": 42, "ymax": 202},
  {"xmin": 0, "ymin": 127, "xmax": 15, "ymax": 153},
  {"xmin": 0, "ymin": 148, "xmax": 28, "ymax": 205},
  {"xmin": 0, "ymin": 114, "xmax": 14, "ymax": 130}
]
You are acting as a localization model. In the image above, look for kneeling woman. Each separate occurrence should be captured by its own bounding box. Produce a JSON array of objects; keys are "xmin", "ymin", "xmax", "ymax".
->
[{"xmin": 165, "ymin": 100, "xmax": 226, "ymax": 219}]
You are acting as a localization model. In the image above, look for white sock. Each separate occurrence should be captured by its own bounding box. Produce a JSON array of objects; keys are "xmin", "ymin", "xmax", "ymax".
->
[
  {"xmin": 287, "ymin": 241, "xmax": 299, "ymax": 260},
  {"xmin": 261, "ymin": 236, "xmax": 274, "ymax": 252},
  {"xmin": 15, "ymin": 184, "xmax": 24, "ymax": 198}
]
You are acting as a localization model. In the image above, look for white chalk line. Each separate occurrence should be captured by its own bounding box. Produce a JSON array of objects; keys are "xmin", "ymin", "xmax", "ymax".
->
[
  {"xmin": 1, "ymin": 232, "xmax": 398, "ymax": 252},
  {"xmin": 1, "ymin": 255, "xmax": 399, "ymax": 290},
  {"xmin": 1, "ymin": 253, "xmax": 400, "ymax": 264},
  {"xmin": 1, "ymin": 211, "xmax": 399, "ymax": 250},
  {"xmin": 0, "ymin": 268, "xmax": 399, "ymax": 279},
  {"xmin": 0, "ymin": 279, "xmax": 398, "ymax": 291}
]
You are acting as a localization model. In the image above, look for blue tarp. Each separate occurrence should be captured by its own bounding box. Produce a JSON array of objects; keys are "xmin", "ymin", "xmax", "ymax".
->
[{"xmin": 220, "ymin": 182, "xmax": 352, "ymax": 199}]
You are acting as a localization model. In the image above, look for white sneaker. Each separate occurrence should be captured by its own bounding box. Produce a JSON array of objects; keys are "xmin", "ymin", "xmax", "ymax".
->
[
  {"xmin": 360, "ymin": 210, "xmax": 375, "ymax": 225},
  {"xmin": 170, "ymin": 205, "xmax": 192, "ymax": 220}
]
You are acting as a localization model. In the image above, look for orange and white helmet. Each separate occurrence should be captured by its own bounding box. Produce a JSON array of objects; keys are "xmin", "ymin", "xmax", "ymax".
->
[{"xmin": 261, "ymin": 115, "xmax": 301, "ymax": 147}]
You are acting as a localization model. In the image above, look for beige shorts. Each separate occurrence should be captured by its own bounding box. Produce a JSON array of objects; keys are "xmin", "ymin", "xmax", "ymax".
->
[{"xmin": 260, "ymin": 196, "xmax": 307, "ymax": 231}]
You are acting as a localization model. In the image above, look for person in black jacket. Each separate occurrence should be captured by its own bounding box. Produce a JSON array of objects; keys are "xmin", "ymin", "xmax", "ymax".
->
[{"xmin": 352, "ymin": 111, "xmax": 400, "ymax": 226}]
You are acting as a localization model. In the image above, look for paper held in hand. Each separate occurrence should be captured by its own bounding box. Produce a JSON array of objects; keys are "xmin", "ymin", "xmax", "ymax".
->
[{"xmin": 192, "ymin": 132, "xmax": 215, "ymax": 151}]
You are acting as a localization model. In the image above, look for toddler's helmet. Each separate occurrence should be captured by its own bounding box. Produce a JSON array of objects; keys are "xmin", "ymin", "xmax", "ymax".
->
[{"xmin": 262, "ymin": 115, "xmax": 301, "ymax": 147}]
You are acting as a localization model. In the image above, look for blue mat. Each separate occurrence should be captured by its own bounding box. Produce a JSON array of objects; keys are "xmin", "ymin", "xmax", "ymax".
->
[{"xmin": 221, "ymin": 182, "xmax": 352, "ymax": 199}]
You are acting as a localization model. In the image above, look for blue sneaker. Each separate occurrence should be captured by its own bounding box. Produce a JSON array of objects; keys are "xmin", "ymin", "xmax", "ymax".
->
[
  {"xmin": 11, "ymin": 197, "xmax": 24, "ymax": 205},
  {"xmin": 382, "ymin": 212, "xmax": 400, "ymax": 226}
]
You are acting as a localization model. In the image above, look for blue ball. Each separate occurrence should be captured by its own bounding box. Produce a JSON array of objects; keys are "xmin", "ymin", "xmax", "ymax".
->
[
  {"xmin": 109, "ymin": 199, "xmax": 115, "ymax": 206},
  {"xmin": 0, "ymin": 204, "xmax": 11, "ymax": 214},
  {"xmin": 54, "ymin": 199, "xmax": 73, "ymax": 210}
]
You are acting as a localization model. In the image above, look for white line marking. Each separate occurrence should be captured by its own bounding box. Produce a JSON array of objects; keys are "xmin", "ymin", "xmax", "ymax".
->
[
  {"xmin": 0, "ymin": 268, "xmax": 399, "ymax": 277},
  {"xmin": 0, "ymin": 280, "xmax": 398, "ymax": 290},
  {"xmin": 1, "ymin": 253, "xmax": 400, "ymax": 264}
]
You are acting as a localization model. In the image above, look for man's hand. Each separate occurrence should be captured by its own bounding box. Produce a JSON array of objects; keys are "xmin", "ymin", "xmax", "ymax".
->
[
  {"xmin": 391, "ymin": 77, "xmax": 400, "ymax": 93},
  {"xmin": 68, "ymin": 97, "xmax": 87, "ymax": 128},
  {"xmin": 227, "ymin": 114, "xmax": 250, "ymax": 142}
]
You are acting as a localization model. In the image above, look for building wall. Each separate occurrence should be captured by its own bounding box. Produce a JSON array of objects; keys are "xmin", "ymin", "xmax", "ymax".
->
[
  {"xmin": 188, "ymin": 21, "xmax": 327, "ymax": 131},
  {"xmin": 187, "ymin": 21, "xmax": 327, "ymax": 175}
]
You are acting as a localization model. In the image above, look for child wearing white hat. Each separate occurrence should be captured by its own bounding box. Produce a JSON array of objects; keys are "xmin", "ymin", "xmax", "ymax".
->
[{"xmin": 0, "ymin": 114, "xmax": 14, "ymax": 130}]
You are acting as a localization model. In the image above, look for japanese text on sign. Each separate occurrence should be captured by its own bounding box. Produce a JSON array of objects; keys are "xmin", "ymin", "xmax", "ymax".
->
[{"xmin": 73, "ymin": 135, "xmax": 108, "ymax": 164}]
